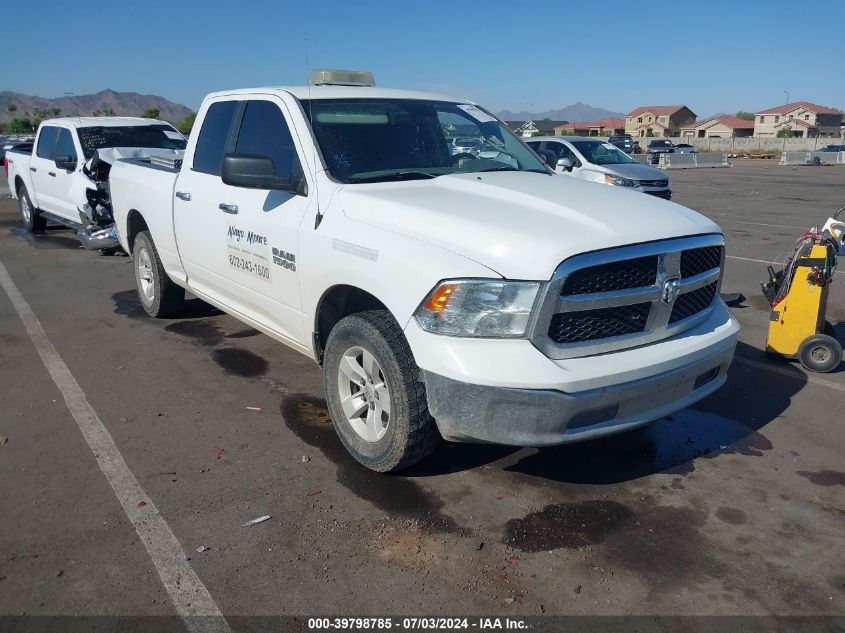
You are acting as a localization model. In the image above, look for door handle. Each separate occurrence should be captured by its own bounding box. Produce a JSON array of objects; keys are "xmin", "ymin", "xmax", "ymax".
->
[
  {"xmin": 48, "ymin": 171, "xmax": 56, "ymax": 177},
  {"xmin": 175, "ymin": 191, "xmax": 191, "ymax": 201},
  {"xmin": 218, "ymin": 203, "xmax": 238, "ymax": 214},
  {"xmin": 30, "ymin": 167, "xmax": 36, "ymax": 172}
]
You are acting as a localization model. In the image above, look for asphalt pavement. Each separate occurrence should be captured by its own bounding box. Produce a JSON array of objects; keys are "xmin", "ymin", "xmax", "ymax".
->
[{"xmin": 0, "ymin": 161, "xmax": 843, "ymax": 626}]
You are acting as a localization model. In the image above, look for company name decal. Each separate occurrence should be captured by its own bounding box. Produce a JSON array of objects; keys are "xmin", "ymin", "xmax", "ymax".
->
[{"xmin": 228, "ymin": 225, "xmax": 268, "ymax": 246}]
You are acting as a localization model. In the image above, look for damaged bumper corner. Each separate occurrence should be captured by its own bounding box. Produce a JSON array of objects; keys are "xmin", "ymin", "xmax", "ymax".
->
[{"xmin": 76, "ymin": 224, "xmax": 119, "ymax": 250}]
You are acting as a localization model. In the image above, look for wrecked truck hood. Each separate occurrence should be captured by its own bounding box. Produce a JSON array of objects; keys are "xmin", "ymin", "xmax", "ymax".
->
[
  {"xmin": 338, "ymin": 171, "xmax": 720, "ymax": 279},
  {"xmin": 85, "ymin": 146, "xmax": 185, "ymax": 167}
]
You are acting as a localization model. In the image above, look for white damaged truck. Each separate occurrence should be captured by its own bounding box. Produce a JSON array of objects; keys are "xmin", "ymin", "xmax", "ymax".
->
[
  {"xmin": 108, "ymin": 70, "xmax": 739, "ymax": 472},
  {"xmin": 6, "ymin": 117, "xmax": 186, "ymax": 249}
]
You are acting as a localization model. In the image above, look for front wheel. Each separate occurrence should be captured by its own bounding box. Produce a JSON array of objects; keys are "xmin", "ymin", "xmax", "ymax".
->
[
  {"xmin": 132, "ymin": 230, "xmax": 184, "ymax": 318},
  {"xmin": 323, "ymin": 310, "xmax": 439, "ymax": 472},
  {"xmin": 798, "ymin": 334, "xmax": 842, "ymax": 373}
]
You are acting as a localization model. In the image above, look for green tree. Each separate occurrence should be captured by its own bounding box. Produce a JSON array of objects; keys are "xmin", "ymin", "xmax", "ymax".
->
[
  {"xmin": 92, "ymin": 108, "xmax": 116, "ymax": 117},
  {"xmin": 8, "ymin": 117, "xmax": 34, "ymax": 134},
  {"xmin": 142, "ymin": 107, "xmax": 161, "ymax": 119},
  {"xmin": 176, "ymin": 112, "xmax": 196, "ymax": 135},
  {"xmin": 776, "ymin": 128, "xmax": 795, "ymax": 138},
  {"xmin": 7, "ymin": 104, "xmax": 17, "ymax": 114},
  {"xmin": 735, "ymin": 111, "xmax": 755, "ymax": 121},
  {"xmin": 558, "ymin": 129, "xmax": 576, "ymax": 136}
]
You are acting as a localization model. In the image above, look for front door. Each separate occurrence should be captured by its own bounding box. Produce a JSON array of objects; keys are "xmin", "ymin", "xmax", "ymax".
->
[{"xmin": 216, "ymin": 96, "xmax": 313, "ymax": 345}]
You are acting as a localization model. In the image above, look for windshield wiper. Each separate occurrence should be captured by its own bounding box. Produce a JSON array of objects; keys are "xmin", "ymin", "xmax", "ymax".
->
[{"xmin": 347, "ymin": 170, "xmax": 439, "ymax": 183}]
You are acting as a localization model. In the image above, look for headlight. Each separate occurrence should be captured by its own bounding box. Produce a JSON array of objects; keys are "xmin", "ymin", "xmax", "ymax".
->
[
  {"xmin": 605, "ymin": 174, "xmax": 636, "ymax": 187},
  {"xmin": 415, "ymin": 279, "xmax": 541, "ymax": 338}
]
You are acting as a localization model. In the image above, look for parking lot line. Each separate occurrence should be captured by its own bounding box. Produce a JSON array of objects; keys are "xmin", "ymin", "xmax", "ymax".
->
[
  {"xmin": 726, "ymin": 254, "xmax": 845, "ymax": 275},
  {"xmin": 0, "ymin": 258, "xmax": 232, "ymax": 633},
  {"xmin": 712, "ymin": 217, "xmax": 808, "ymax": 230}
]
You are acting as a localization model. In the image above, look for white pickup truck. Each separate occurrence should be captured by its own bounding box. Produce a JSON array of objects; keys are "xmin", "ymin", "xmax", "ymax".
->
[
  {"xmin": 109, "ymin": 70, "xmax": 739, "ymax": 472},
  {"xmin": 6, "ymin": 117, "xmax": 186, "ymax": 249}
]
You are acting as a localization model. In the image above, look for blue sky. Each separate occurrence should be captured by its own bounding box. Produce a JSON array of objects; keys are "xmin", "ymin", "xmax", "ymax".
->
[{"xmin": 3, "ymin": 0, "xmax": 843, "ymax": 118}]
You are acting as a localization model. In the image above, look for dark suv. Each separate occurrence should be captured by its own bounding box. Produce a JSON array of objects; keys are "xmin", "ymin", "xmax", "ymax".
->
[
  {"xmin": 646, "ymin": 139, "xmax": 674, "ymax": 164},
  {"xmin": 607, "ymin": 135, "xmax": 641, "ymax": 154}
]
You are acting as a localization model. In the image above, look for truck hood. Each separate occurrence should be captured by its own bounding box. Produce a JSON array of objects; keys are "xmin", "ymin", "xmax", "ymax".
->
[{"xmin": 338, "ymin": 171, "xmax": 720, "ymax": 279}]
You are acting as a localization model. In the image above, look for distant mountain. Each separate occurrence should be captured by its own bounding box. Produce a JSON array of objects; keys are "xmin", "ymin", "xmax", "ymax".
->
[
  {"xmin": 0, "ymin": 89, "xmax": 193, "ymax": 124},
  {"xmin": 497, "ymin": 102, "xmax": 624, "ymax": 122}
]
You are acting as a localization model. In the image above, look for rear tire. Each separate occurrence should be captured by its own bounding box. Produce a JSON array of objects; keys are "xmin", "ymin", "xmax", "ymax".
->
[
  {"xmin": 18, "ymin": 187, "xmax": 46, "ymax": 232},
  {"xmin": 323, "ymin": 310, "xmax": 439, "ymax": 472},
  {"xmin": 798, "ymin": 334, "xmax": 842, "ymax": 373},
  {"xmin": 132, "ymin": 230, "xmax": 184, "ymax": 318}
]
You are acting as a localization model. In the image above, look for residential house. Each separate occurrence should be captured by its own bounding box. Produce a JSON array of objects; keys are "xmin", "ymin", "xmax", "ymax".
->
[
  {"xmin": 555, "ymin": 117, "xmax": 625, "ymax": 136},
  {"xmin": 624, "ymin": 106, "xmax": 697, "ymax": 137},
  {"xmin": 680, "ymin": 115, "xmax": 755, "ymax": 139},
  {"xmin": 506, "ymin": 119, "xmax": 568, "ymax": 137},
  {"xmin": 753, "ymin": 102, "xmax": 842, "ymax": 138}
]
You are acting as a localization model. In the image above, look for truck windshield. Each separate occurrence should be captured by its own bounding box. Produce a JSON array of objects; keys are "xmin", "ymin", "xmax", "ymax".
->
[
  {"xmin": 570, "ymin": 140, "xmax": 636, "ymax": 165},
  {"xmin": 301, "ymin": 98, "xmax": 548, "ymax": 183},
  {"xmin": 77, "ymin": 125, "xmax": 187, "ymax": 160}
]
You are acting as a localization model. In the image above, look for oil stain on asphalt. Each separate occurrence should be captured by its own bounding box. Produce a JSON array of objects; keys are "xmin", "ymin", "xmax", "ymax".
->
[
  {"xmin": 11, "ymin": 226, "xmax": 81, "ymax": 250},
  {"xmin": 281, "ymin": 393, "xmax": 461, "ymax": 534},
  {"xmin": 165, "ymin": 320, "xmax": 225, "ymax": 346},
  {"xmin": 504, "ymin": 500, "xmax": 633, "ymax": 551},
  {"xmin": 796, "ymin": 470, "xmax": 845, "ymax": 487},
  {"xmin": 211, "ymin": 348, "xmax": 268, "ymax": 377}
]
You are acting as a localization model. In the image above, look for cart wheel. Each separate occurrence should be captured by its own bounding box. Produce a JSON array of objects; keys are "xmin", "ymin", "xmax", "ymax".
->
[{"xmin": 798, "ymin": 335, "xmax": 842, "ymax": 373}]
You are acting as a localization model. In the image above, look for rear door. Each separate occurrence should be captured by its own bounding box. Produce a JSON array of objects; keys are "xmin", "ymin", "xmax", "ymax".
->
[{"xmin": 173, "ymin": 99, "xmax": 239, "ymax": 303}]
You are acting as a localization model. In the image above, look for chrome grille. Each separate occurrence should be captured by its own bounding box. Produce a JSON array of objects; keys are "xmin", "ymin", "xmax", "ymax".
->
[
  {"xmin": 680, "ymin": 246, "xmax": 722, "ymax": 278},
  {"xmin": 561, "ymin": 256, "xmax": 657, "ymax": 295},
  {"xmin": 549, "ymin": 303, "xmax": 650, "ymax": 344},
  {"xmin": 670, "ymin": 281, "xmax": 718, "ymax": 323},
  {"xmin": 531, "ymin": 235, "xmax": 724, "ymax": 360}
]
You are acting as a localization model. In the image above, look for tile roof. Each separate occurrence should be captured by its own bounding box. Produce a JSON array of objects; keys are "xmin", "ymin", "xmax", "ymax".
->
[
  {"xmin": 627, "ymin": 105, "xmax": 688, "ymax": 117},
  {"xmin": 694, "ymin": 115, "xmax": 755, "ymax": 130},
  {"xmin": 558, "ymin": 117, "xmax": 624, "ymax": 129},
  {"xmin": 757, "ymin": 101, "xmax": 841, "ymax": 115}
]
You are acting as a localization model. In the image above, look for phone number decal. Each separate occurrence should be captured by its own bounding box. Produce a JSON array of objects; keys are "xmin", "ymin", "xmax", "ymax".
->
[{"xmin": 228, "ymin": 253, "xmax": 270, "ymax": 281}]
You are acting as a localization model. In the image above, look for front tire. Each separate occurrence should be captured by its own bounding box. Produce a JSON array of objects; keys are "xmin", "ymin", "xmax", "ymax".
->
[
  {"xmin": 798, "ymin": 334, "xmax": 842, "ymax": 373},
  {"xmin": 18, "ymin": 187, "xmax": 46, "ymax": 232},
  {"xmin": 132, "ymin": 230, "xmax": 184, "ymax": 318},
  {"xmin": 323, "ymin": 310, "xmax": 439, "ymax": 472}
]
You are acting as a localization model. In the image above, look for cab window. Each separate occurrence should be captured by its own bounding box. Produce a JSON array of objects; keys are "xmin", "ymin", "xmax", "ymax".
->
[
  {"xmin": 193, "ymin": 101, "xmax": 237, "ymax": 175},
  {"xmin": 36, "ymin": 126, "xmax": 59, "ymax": 159},
  {"xmin": 234, "ymin": 100, "xmax": 302, "ymax": 179}
]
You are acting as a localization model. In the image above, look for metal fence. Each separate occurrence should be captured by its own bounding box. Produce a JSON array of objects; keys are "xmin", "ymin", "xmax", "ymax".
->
[{"xmin": 779, "ymin": 151, "xmax": 845, "ymax": 166}]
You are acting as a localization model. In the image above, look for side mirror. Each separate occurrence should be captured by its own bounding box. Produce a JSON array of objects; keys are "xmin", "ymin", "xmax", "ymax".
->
[
  {"xmin": 55, "ymin": 155, "xmax": 77, "ymax": 171},
  {"xmin": 557, "ymin": 158, "xmax": 573, "ymax": 171},
  {"xmin": 221, "ymin": 153, "xmax": 307, "ymax": 195}
]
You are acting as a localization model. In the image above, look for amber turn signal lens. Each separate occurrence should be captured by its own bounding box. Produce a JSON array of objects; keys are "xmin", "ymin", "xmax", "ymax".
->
[{"xmin": 423, "ymin": 283, "xmax": 459, "ymax": 312}]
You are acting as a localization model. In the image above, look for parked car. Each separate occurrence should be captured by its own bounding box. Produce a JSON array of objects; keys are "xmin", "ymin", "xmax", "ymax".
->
[
  {"xmin": 108, "ymin": 69, "xmax": 737, "ymax": 472},
  {"xmin": 819, "ymin": 144, "xmax": 845, "ymax": 152},
  {"xmin": 673, "ymin": 143, "xmax": 697, "ymax": 154},
  {"xmin": 607, "ymin": 135, "xmax": 640, "ymax": 154},
  {"xmin": 6, "ymin": 117, "xmax": 187, "ymax": 249},
  {"xmin": 528, "ymin": 136, "xmax": 672, "ymax": 200},
  {"xmin": 646, "ymin": 139, "xmax": 675, "ymax": 164},
  {"xmin": 450, "ymin": 137, "xmax": 482, "ymax": 156}
]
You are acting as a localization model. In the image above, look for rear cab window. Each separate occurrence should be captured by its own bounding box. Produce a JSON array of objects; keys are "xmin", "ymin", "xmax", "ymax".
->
[{"xmin": 193, "ymin": 101, "xmax": 238, "ymax": 175}]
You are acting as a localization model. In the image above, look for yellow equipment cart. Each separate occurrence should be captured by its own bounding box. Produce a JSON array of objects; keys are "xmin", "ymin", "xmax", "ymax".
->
[{"xmin": 762, "ymin": 216, "xmax": 842, "ymax": 372}]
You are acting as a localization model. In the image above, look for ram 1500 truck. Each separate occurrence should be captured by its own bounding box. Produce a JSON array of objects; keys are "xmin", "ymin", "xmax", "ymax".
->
[
  {"xmin": 6, "ymin": 117, "xmax": 186, "ymax": 249},
  {"xmin": 109, "ymin": 70, "xmax": 739, "ymax": 472}
]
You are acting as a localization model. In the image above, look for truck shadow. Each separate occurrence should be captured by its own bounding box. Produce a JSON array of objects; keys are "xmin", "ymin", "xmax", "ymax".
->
[{"xmin": 410, "ymin": 341, "xmax": 804, "ymax": 484}]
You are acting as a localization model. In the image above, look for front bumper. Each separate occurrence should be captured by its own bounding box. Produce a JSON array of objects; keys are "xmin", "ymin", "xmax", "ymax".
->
[
  {"xmin": 641, "ymin": 188, "xmax": 672, "ymax": 200},
  {"xmin": 422, "ymin": 341, "xmax": 735, "ymax": 446}
]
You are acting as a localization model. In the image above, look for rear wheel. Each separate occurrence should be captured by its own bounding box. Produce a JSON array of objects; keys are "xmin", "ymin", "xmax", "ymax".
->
[
  {"xmin": 798, "ymin": 334, "xmax": 842, "ymax": 373},
  {"xmin": 132, "ymin": 230, "xmax": 184, "ymax": 318},
  {"xmin": 18, "ymin": 187, "xmax": 46, "ymax": 232},
  {"xmin": 323, "ymin": 310, "xmax": 439, "ymax": 472}
]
